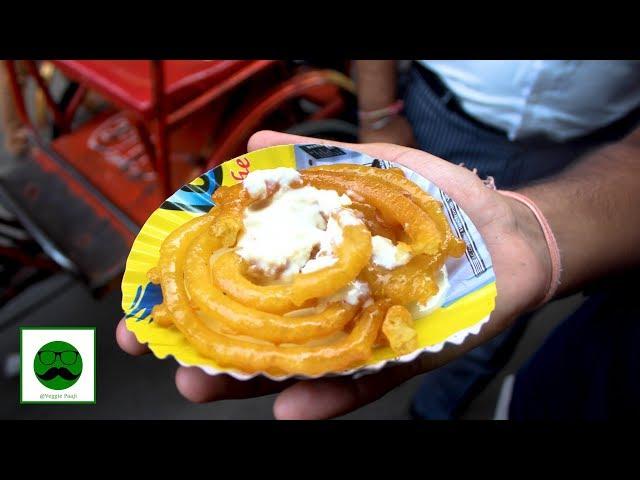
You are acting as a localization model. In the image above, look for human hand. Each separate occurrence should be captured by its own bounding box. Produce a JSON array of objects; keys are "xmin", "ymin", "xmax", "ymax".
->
[
  {"xmin": 359, "ymin": 115, "xmax": 417, "ymax": 147},
  {"xmin": 116, "ymin": 130, "xmax": 551, "ymax": 419}
]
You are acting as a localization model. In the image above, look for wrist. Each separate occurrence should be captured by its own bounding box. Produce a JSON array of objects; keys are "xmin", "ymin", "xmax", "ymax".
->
[
  {"xmin": 359, "ymin": 113, "xmax": 407, "ymax": 134},
  {"xmin": 358, "ymin": 100, "xmax": 404, "ymax": 131},
  {"xmin": 503, "ymin": 195, "xmax": 555, "ymax": 308}
]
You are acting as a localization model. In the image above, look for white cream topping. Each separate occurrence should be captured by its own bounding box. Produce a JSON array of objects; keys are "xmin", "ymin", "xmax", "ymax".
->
[
  {"xmin": 337, "ymin": 209, "xmax": 361, "ymax": 226},
  {"xmin": 242, "ymin": 167, "xmax": 302, "ymax": 200},
  {"xmin": 370, "ymin": 235, "xmax": 412, "ymax": 269},
  {"xmin": 325, "ymin": 280, "xmax": 370, "ymax": 306},
  {"xmin": 237, "ymin": 169, "xmax": 358, "ymax": 281},
  {"xmin": 409, "ymin": 266, "xmax": 450, "ymax": 318},
  {"xmin": 300, "ymin": 252, "xmax": 337, "ymax": 274}
]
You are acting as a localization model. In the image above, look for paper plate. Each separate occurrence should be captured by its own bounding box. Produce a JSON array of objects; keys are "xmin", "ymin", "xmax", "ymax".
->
[{"xmin": 121, "ymin": 144, "xmax": 497, "ymax": 381}]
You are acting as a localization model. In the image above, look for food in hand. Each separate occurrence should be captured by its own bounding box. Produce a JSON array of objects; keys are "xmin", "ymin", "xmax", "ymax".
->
[{"xmin": 148, "ymin": 164, "xmax": 465, "ymax": 376}]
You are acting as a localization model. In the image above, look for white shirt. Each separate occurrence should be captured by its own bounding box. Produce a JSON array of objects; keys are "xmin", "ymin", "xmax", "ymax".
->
[{"xmin": 419, "ymin": 60, "xmax": 640, "ymax": 141}]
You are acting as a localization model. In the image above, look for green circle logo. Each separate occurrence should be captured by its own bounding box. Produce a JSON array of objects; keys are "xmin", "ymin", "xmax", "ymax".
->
[{"xmin": 33, "ymin": 340, "xmax": 83, "ymax": 390}]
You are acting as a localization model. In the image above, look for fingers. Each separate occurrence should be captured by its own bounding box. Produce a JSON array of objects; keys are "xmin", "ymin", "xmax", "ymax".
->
[
  {"xmin": 273, "ymin": 362, "xmax": 421, "ymax": 420},
  {"xmin": 115, "ymin": 318, "xmax": 151, "ymax": 356},
  {"xmin": 247, "ymin": 130, "xmax": 357, "ymax": 153},
  {"xmin": 271, "ymin": 334, "xmax": 512, "ymax": 420},
  {"xmin": 247, "ymin": 129, "xmax": 447, "ymax": 172},
  {"xmin": 117, "ymin": 316, "xmax": 293, "ymax": 404},
  {"xmin": 175, "ymin": 366, "xmax": 293, "ymax": 404},
  {"xmin": 247, "ymin": 130, "xmax": 409, "ymax": 164},
  {"xmin": 246, "ymin": 130, "xmax": 484, "ymax": 204}
]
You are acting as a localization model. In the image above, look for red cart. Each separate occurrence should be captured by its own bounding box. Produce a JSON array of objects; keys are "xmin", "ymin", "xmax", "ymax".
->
[{"xmin": 0, "ymin": 60, "xmax": 357, "ymax": 306}]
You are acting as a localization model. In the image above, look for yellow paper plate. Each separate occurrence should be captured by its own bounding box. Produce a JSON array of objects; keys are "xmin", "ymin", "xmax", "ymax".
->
[{"xmin": 121, "ymin": 144, "xmax": 497, "ymax": 380}]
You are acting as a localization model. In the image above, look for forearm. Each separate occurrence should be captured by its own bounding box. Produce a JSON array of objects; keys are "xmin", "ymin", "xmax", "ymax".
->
[
  {"xmin": 355, "ymin": 60, "xmax": 398, "ymax": 111},
  {"xmin": 520, "ymin": 128, "xmax": 640, "ymax": 296}
]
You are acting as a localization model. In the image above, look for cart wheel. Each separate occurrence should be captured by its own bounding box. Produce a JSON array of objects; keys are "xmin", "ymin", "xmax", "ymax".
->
[
  {"xmin": 286, "ymin": 119, "xmax": 358, "ymax": 143},
  {"xmin": 52, "ymin": 81, "xmax": 80, "ymax": 138}
]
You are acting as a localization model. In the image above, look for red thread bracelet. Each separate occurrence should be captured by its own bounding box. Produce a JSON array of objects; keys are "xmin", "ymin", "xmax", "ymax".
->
[{"xmin": 498, "ymin": 190, "xmax": 562, "ymax": 305}]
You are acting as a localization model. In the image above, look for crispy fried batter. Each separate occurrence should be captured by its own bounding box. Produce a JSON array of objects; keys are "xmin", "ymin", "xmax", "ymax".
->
[
  {"xmin": 149, "ymin": 165, "xmax": 464, "ymax": 375},
  {"xmin": 382, "ymin": 305, "xmax": 419, "ymax": 355}
]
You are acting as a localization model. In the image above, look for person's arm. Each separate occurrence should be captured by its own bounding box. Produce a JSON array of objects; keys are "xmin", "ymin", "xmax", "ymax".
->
[
  {"xmin": 356, "ymin": 60, "xmax": 398, "ymax": 112},
  {"xmin": 116, "ymin": 128, "xmax": 640, "ymax": 419},
  {"xmin": 520, "ymin": 127, "xmax": 640, "ymax": 296},
  {"xmin": 355, "ymin": 60, "xmax": 416, "ymax": 146}
]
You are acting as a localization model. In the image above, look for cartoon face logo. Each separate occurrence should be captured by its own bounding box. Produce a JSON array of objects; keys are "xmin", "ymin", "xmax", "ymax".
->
[{"xmin": 33, "ymin": 341, "xmax": 83, "ymax": 390}]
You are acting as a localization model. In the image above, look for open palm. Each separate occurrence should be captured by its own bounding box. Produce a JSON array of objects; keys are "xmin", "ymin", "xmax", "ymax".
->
[{"xmin": 116, "ymin": 130, "xmax": 550, "ymax": 419}]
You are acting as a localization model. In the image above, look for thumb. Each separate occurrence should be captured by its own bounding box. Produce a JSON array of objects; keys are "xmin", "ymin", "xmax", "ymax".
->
[
  {"xmin": 247, "ymin": 130, "xmax": 408, "ymax": 163},
  {"xmin": 246, "ymin": 130, "xmax": 483, "ymax": 208},
  {"xmin": 273, "ymin": 362, "xmax": 422, "ymax": 420}
]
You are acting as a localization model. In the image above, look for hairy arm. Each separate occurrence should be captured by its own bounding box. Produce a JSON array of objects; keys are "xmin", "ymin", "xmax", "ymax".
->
[{"xmin": 520, "ymin": 127, "xmax": 640, "ymax": 296}]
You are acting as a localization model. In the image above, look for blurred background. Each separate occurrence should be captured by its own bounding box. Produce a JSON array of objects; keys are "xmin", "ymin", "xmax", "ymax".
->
[{"xmin": 0, "ymin": 60, "xmax": 584, "ymax": 419}]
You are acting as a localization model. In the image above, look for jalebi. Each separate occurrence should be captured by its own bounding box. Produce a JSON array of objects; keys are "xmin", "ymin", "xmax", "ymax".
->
[{"xmin": 148, "ymin": 164, "xmax": 465, "ymax": 376}]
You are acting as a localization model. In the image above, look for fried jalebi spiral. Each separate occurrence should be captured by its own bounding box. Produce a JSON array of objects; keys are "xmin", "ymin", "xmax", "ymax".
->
[
  {"xmin": 212, "ymin": 183, "xmax": 244, "ymax": 205},
  {"xmin": 382, "ymin": 305, "xmax": 419, "ymax": 355},
  {"xmin": 147, "ymin": 267, "xmax": 161, "ymax": 284},
  {"xmin": 349, "ymin": 201, "xmax": 401, "ymax": 241},
  {"xmin": 361, "ymin": 253, "xmax": 446, "ymax": 304},
  {"xmin": 185, "ymin": 233, "xmax": 359, "ymax": 343},
  {"xmin": 208, "ymin": 224, "xmax": 371, "ymax": 310},
  {"xmin": 302, "ymin": 170, "xmax": 442, "ymax": 255},
  {"xmin": 151, "ymin": 304, "xmax": 173, "ymax": 327},
  {"xmin": 148, "ymin": 163, "xmax": 466, "ymax": 376},
  {"xmin": 307, "ymin": 164, "xmax": 467, "ymax": 257},
  {"xmin": 210, "ymin": 251, "xmax": 303, "ymax": 314},
  {"xmin": 156, "ymin": 212, "xmax": 389, "ymax": 375}
]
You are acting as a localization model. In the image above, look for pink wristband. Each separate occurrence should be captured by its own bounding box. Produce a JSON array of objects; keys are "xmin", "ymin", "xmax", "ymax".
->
[
  {"xmin": 358, "ymin": 100, "xmax": 404, "ymax": 122},
  {"xmin": 498, "ymin": 190, "xmax": 562, "ymax": 305}
]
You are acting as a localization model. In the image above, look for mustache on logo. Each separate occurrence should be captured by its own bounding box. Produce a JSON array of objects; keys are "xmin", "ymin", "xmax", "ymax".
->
[{"xmin": 36, "ymin": 367, "xmax": 80, "ymax": 381}]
